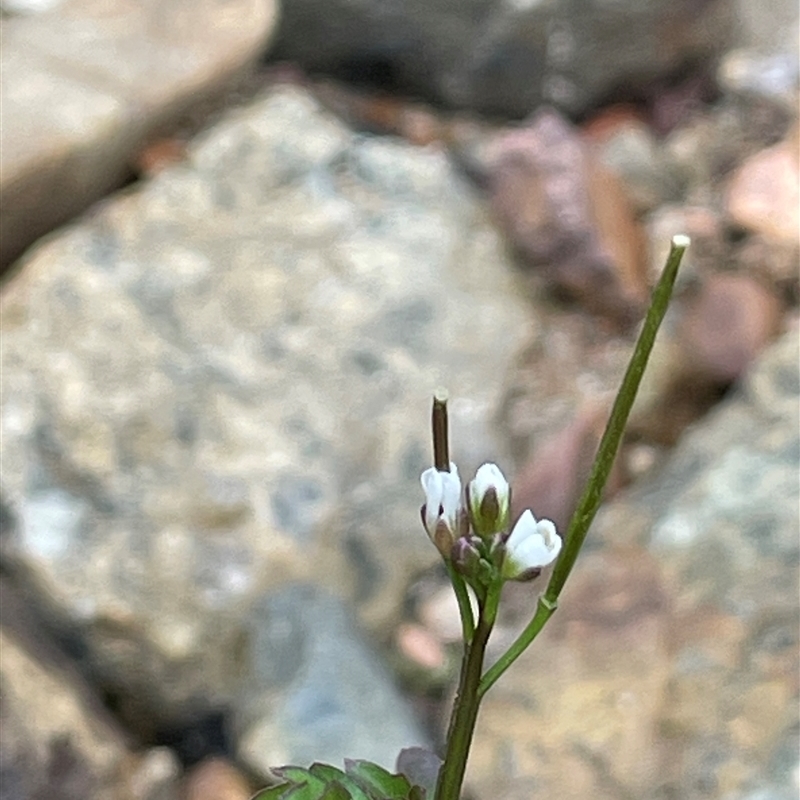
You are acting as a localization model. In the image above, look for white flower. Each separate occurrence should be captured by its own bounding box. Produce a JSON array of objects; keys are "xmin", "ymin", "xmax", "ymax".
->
[
  {"xmin": 501, "ymin": 509, "xmax": 561, "ymax": 580},
  {"xmin": 421, "ymin": 463, "xmax": 462, "ymax": 536},
  {"xmin": 468, "ymin": 462, "xmax": 510, "ymax": 536}
]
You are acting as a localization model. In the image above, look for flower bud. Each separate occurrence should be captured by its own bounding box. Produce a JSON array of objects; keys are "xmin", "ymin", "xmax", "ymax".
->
[
  {"xmin": 451, "ymin": 535, "xmax": 482, "ymax": 577},
  {"xmin": 421, "ymin": 464, "xmax": 463, "ymax": 557},
  {"xmin": 501, "ymin": 509, "xmax": 561, "ymax": 581},
  {"xmin": 467, "ymin": 463, "xmax": 510, "ymax": 537}
]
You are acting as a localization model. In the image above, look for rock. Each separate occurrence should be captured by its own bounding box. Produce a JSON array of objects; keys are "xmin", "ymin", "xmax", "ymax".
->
[
  {"xmin": 498, "ymin": 303, "xmax": 633, "ymax": 469},
  {"xmin": 646, "ymin": 201, "xmax": 796, "ymax": 308},
  {"xmin": 731, "ymin": 233, "xmax": 800, "ymax": 289},
  {"xmin": 473, "ymin": 547, "xmax": 673, "ymax": 800},
  {"xmin": 0, "ymin": 86, "xmax": 530, "ymax": 735},
  {"xmin": 128, "ymin": 748, "xmax": 182, "ymax": 800},
  {"xmin": 732, "ymin": 0, "xmax": 800, "ymax": 58},
  {"xmin": 395, "ymin": 622, "xmax": 448, "ymax": 673},
  {"xmin": 678, "ymin": 272, "xmax": 783, "ymax": 383},
  {"xmin": 486, "ymin": 108, "xmax": 648, "ymax": 325},
  {"xmin": 1, "ymin": 0, "xmax": 62, "ymax": 14},
  {"xmin": 629, "ymin": 271, "xmax": 784, "ymax": 445},
  {"xmin": 311, "ymin": 80, "xmax": 449, "ymax": 146},
  {"xmin": 0, "ymin": 580, "xmax": 140, "ymax": 800},
  {"xmin": 628, "ymin": 330, "xmax": 723, "ymax": 447},
  {"xmin": 510, "ymin": 402, "xmax": 624, "ymax": 534},
  {"xmin": 725, "ymin": 131, "xmax": 800, "ymax": 245},
  {"xmin": 272, "ymin": 0, "xmax": 735, "ymax": 119},
  {"xmin": 0, "ymin": 0, "xmax": 278, "ymax": 268},
  {"xmin": 235, "ymin": 584, "xmax": 428, "ymax": 777},
  {"xmin": 469, "ymin": 330, "xmax": 799, "ymax": 799},
  {"xmin": 183, "ymin": 758, "xmax": 251, "ymax": 800},
  {"xmin": 417, "ymin": 584, "xmax": 465, "ymax": 646},
  {"xmin": 133, "ymin": 138, "xmax": 189, "ymax": 179},
  {"xmin": 666, "ymin": 98, "xmax": 794, "ymax": 202},
  {"xmin": 718, "ymin": 49, "xmax": 800, "ymax": 110},
  {"xmin": 645, "ymin": 204, "xmax": 726, "ymax": 288},
  {"xmin": 585, "ymin": 110, "xmax": 684, "ymax": 215},
  {"xmin": 648, "ymin": 69, "xmax": 718, "ymax": 136}
]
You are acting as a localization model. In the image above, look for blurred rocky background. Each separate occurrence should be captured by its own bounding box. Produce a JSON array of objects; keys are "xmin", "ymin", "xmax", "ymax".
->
[{"xmin": 0, "ymin": 0, "xmax": 797, "ymax": 798}]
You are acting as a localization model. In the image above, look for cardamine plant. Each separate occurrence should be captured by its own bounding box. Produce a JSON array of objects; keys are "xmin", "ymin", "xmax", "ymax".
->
[{"xmin": 253, "ymin": 236, "xmax": 690, "ymax": 800}]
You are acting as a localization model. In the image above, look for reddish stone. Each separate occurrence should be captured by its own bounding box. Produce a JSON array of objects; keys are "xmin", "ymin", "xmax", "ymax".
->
[
  {"xmin": 679, "ymin": 272, "xmax": 783, "ymax": 383},
  {"xmin": 183, "ymin": 757, "xmax": 251, "ymax": 800},
  {"xmin": 395, "ymin": 622, "xmax": 447, "ymax": 671},
  {"xmin": 581, "ymin": 104, "xmax": 649, "ymax": 145},
  {"xmin": 725, "ymin": 130, "xmax": 800, "ymax": 245},
  {"xmin": 511, "ymin": 403, "xmax": 625, "ymax": 533},
  {"xmin": 133, "ymin": 138, "xmax": 187, "ymax": 177},
  {"xmin": 487, "ymin": 109, "xmax": 649, "ymax": 326}
]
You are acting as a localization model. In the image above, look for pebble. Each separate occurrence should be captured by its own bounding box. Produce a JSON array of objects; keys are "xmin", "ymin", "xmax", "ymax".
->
[
  {"xmin": 487, "ymin": 108, "xmax": 648, "ymax": 326},
  {"xmin": 725, "ymin": 129, "xmax": 800, "ymax": 244},
  {"xmin": 395, "ymin": 622, "xmax": 448, "ymax": 672},
  {"xmin": 183, "ymin": 758, "xmax": 252, "ymax": 800},
  {"xmin": 679, "ymin": 272, "xmax": 783, "ymax": 383}
]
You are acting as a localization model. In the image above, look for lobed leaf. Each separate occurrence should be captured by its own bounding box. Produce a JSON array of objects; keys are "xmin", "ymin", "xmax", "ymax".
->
[{"xmin": 344, "ymin": 760, "xmax": 414, "ymax": 798}]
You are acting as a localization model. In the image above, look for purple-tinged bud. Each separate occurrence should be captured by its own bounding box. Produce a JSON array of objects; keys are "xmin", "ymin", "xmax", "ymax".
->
[{"xmin": 451, "ymin": 536, "xmax": 482, "ymax": 577}]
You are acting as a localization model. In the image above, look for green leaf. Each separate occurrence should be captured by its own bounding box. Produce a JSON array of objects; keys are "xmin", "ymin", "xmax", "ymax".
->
[
  {"xmin": 344, "ymin": 760, "xmax": 413, "ymax": 798},
  {"xmin": 273, "ymin": 767, "xmax": 324, "ymax": 786},
  {"xmin": 271, "ymin": 783, "xmax": 319, "ymax": 800},
  {"xmin": 269, "ymin": 768, "xmax": 327, "ymax": 799},
  {"xmin": 309, "ymin": 764, "xmax": 372, "ymax": 800},
  {"xmin": 308, "ymin": 764, "xmax": 348, "ymax": 782},
  {"xmin": 319, "ymin": 783, "xmax": 352, "ymax": 800}
]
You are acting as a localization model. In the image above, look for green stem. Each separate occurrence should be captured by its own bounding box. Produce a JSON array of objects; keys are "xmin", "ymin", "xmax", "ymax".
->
[
  {"xmin": 447, "ymin": 564, "xmax": 475, "ymax": 644},
  {"xmin": 434, "ymin": 609, "xmax": 494, "ymax": 800},
  {"xmin": 479, "ymin": 236, "xmax": 689, "ymax": 698}
]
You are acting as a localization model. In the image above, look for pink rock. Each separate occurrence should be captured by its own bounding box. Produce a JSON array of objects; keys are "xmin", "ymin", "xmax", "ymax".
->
[
  {"xmin": 487, "ymin": 109, "xmax": 648, "ymax": 326},
  {"xmin": 395, "ymin": 622, "xmax": 447, "ymax": 671},
  {"xmin": 417, "ymin": 585, "xmax": 466, "ymax": 644},
  {"xmin": 183, "ymin": 757, "xmax": 251, "ymax": 800},
  {"xmin": 511, "ymin": 403, "xmax": 625, "ymax": 533},
  {"xmin": 679, "ymin": 272, "xmax": 783, "ymax": 383},
  {"xmin": 582, "ymin": 104, "xmax": 649, "ymax": 144},
  {"xmin": 726, "ymin": 130, "xmax": 800, "ymax": 244}
]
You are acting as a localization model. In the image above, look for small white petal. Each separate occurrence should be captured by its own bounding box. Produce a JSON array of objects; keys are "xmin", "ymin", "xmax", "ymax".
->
[
  {"xmin": 506, "ymin": 509, "xmax": 538, "ymax": 546},
  {"xmin": 503, "ymin": 510, "xmax": 561, "ymax": 578},
  {"xmin": 421, "ymin": 464, "xmax": 461, "ymax": 534},
  {"xmin": 440, "ymin": 471, "xmax": 462, "ymax": 528},
  {"xmin": 421, "ymin": 468, "xmax": 443, "ymax": 533}
]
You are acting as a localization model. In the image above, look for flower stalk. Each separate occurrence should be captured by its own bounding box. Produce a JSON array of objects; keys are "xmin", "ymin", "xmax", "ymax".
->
[
  {"xmin": 478, "ymin": 234, "xmax": 689, "ymax": 698},
  {"xmin": 429, "ymin": 235, "xmax": 689, "ymax": 799}
]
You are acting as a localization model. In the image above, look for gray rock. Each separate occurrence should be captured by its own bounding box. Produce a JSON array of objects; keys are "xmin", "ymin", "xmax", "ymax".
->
[
  {"xmin": 0, "ymin": 86, "xmax": 530, "ymax": 732},
  {"xmin": 640, "ymin": 330, "xmax": 799, "ymax": 566},
  {"xmin": 272, "ymin": 0, "xmax": 735, "ymax": 118},
  {"xmin": 732, "ymin": 0, "xmax": 799, "ymax": 58},
  {"xmin": 1, "ymin": 0, "xmax": 63, "ymax": 14},
  {"xmin": 0, "ymin": 0, "xmax": 278, "ymax": 267},
  {"xmin": 0, "ymin": 579, "xmax": 180, "ymax": 800},
  {"xmin": 594, "ymin": 120, "xmax": 685, "ymax": 215},
  {"xmin": 236, "ymin": 583, "xmax": 428, "ymax": 776},
  {"xmin": 718, "ymin": 49, "xmax": 800, "ymax": 109}
]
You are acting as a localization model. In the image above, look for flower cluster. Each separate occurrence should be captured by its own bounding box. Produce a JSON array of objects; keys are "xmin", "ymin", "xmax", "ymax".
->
[{"xmin": 421, "ymin": 462, "xmax": 561, "ymax": 584}]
